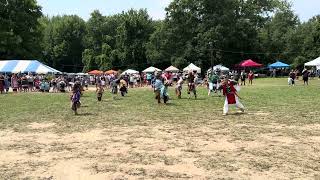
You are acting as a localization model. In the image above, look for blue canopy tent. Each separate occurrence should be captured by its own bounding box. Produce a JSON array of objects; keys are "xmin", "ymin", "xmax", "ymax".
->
[
  {"xmin": 0, "ymin": 60, "xmax": 61, "ymax": 74},
  {"xmin": 268, "ymin": 61, "xmax": 290, "ymax": 69}
]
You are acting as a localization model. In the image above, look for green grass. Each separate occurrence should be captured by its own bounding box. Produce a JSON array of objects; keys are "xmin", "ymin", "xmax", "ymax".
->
[
  {"xmin": 0, "ymin": 78, "xmax": 320, "ymax": 179},
  {"xmin": 1, "ymin": 78, "xmax": 319, "ymax": 132}
]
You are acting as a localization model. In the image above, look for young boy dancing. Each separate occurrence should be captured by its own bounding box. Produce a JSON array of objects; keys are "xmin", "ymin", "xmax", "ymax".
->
[
  {"xmin": 71, "ymin": 83, "xmax": 81, "ymax": 115},
  {"xmin": 96, "ymin": 83, "xmax": 104, "ymax": 101},
  {"xmin": 154, "ymin": 74, "xmax": 163, "ymax": 104},
  {"xmin": 161, "ymin": 82, "xmax": 170, "ymax": 104},
  {"xmin": 222, "ymin": 78, "xmax": 245, "ymax": 116},
  {"xmin": 175, "ymin": 75, "xmax": 183, "ymax": 99},
  {"xmin": 187, "ymin": 71, "xmax": 197, "ymax": 99}
]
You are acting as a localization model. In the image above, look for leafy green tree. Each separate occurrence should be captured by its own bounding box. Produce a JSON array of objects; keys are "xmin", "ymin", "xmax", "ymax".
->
[
  {"xmin": 0, "ymin": 0, "xmax": 42, "ymax": 59},
  {"xmin": 42, "ymin": 15, "xmax": 86, "ymax": 72}
]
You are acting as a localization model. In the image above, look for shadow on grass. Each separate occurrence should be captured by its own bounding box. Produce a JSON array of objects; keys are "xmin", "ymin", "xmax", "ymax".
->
[{"xmin": 76, "ymin": 112, "xmax": 96, "ymax": 116}]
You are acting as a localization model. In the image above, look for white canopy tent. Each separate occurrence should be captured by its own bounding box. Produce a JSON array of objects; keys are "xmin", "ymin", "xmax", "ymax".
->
[
  {"xmin": 142, "ymin": 66, "xmax": 161, "ymax": 73},
  {"xmin": 305, "ymin": 57, "xmax": 320, "ymax": 69},
  {"xmin": 121, "ymin": 69, "xmax": 139, "ymax": 75},
  {"xmin": 165, "ymin": 66, "xmax": 180, "ymax": 72},
  {"xmin": 208, "ymin": 65, "xmax": 230, "ymax": 72},
  {"xmin": 183, "ymin": 63, "xmax": 201, "ymax": 73}
]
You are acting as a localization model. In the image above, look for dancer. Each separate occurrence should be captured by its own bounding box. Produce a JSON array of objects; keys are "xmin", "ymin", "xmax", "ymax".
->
[
  {"xmin": 161, "ymin": 82, "xmax": 170, "ymax": 104},
  {"xmin": 175, "ymin": 75, "xmax": 183, "ymax": 99},
  {"xmin": 111, "ymin": 77, "xmax": 120, "ymax": 99},
  {"xmin": 96, "ymin": 83, "xmax": 104, "ymax": 101},
  {"xmin": 71, "ymin": 83, "xmax": 81, "ymax": 115},
  {"xmin": 187, "ymin": 71, "xmax": 197, "ymax": 99},
  {"xmin": 119, "ymin": 77, "xmax": 128, "ymax": 97},
  {"xmin": 222, "ymin": 78, "xmax": 245, "ymax": 116},
  {"xmin": 208, "ymin": 71, "xmax": 219, "ymax": 96},
  {"xmin": 154, "ymin": 74, "xmax": 163, "ymax": 104}
]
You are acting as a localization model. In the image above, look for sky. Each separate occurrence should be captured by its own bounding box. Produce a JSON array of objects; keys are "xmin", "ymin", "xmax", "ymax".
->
[{"xmin": 38, "ymin": 0, "xmax": 319, "ymax": 22}]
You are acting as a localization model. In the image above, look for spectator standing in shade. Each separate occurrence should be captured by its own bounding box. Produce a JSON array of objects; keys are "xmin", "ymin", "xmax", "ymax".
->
[{"xmin": 302, "ymin": 68, "xmax": 309, "ymax": 85}]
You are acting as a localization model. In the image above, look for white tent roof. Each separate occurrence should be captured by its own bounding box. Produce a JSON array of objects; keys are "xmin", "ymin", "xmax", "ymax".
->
[
  {"xmin": 183, "ymin": 63, "xmax": 201, "ymax": 73},
  {"xmin": 165, "ymin": 66, "xmax": 180, "ymax": 72},
  {"xmin": 305, "ymin": 57, "xmax": 320, "ymax": 66},
  {"xmin": 121, "ymin": 69, "xmax": 139, "ymax": 75},
  {"xmin": 0, "ymin": 60, "xmax": 61, "ymax": 74},
  {"xmin": 208, "ymin": 65, "xmax": 230, "ymax": 72},
  {"xmin": 142, "ymin": 66, "xmax": 161, "ymax": 73}
]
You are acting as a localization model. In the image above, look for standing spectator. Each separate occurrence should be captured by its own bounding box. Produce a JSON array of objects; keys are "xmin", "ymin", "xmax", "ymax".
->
[
  {"xmin": 129, "ymin": 75, "xmax": 135, "ymax": 88},
  {"xmin": 0, "ymin": 74, "xmax": 5, "ymax": 94},
  {"xmin": 248, "ymin": 71, "xmax": 254, "ymax": 85},
  {"xmin": 289, "ymin": 70, "xmax": 296, "ymax": 86},
  {"xmin": 302, "ymin": 68, "xmax": 309, "ymax": 85},
  {"xmin": 240, "ymin": 70, "xmax": 246, "ymax": 86},
  {"xmin": 11, "ymin": 74, "xmax": 19, "ymax": 93},
  {"xmin": 26, "ymin": 73, "xmax": 34, "ymax": 92},
  {"xmin": 146, "ymin": 73, "xmax": 152, "ymax": 85},
  {"xmin": 21, "ymin": 76, "xmax": 29, "ymax": 92},
  {"xmin": 4, "ymin": 75, "xmax": 10, "ymax": 93}
]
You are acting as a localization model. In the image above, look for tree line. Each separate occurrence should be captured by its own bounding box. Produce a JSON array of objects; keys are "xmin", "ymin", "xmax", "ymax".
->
[{"xmin": 0, "ymin": 0, "xmax": 319, "ymax": 72}]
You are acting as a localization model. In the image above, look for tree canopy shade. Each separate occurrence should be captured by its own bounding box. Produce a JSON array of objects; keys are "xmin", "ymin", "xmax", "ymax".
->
[
  {"xmin": 0, "ymin": 0, "xmax": 43, "ymax": 59},
  {"xmin": 268, "ymin": 61, "xmax": 290, "ymax": 69}
]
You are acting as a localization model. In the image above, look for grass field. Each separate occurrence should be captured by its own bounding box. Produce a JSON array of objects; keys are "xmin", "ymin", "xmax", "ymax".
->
[{"xmin": 0, "ymin": 78, "xmax": 320, "ymax": 179}]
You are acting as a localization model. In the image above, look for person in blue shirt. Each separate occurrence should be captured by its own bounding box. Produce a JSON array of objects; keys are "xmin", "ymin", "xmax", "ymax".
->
[
  {"xmin": 154, "ymin": 74, "xmax": 163, "ymax": 104},
  {"xmin": 161, "ymin": 82, "xmax": 170, "ymax": 104}
]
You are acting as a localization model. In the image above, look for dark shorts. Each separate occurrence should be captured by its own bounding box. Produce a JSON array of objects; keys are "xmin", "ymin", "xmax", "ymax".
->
[
  {"xmin": 303, "ymin": 77, "xmax": 308, "ymax": 82},
  {"xmin": 112, "ymin": 86, "xmax": 118, "ymax": 94}
]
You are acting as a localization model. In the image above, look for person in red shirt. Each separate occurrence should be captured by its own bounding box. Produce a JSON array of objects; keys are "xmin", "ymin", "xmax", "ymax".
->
[
  {"xmin": 222, "ymin": 78, "xmax": 245, "ymax": 115},
  {"xmin": 248, "ymin": 71, "xmax": 254, "ymax": 85}
]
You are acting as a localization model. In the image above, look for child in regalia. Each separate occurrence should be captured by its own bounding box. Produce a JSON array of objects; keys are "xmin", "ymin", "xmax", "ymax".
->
[
  {"xmin": 154, "ymin": 74, "xmax": 163, "ymax": 104},
  {"xmin": 96, "ymin": 83, "xmax": 104, "ymax": 101},
  {"xmin": 161, "ymin": 82, "xmax": 170, "ymax": 104},
  {"xmin": 187, "ymin": 71, "xmax": 197, "ymax": 99},
  {"xmin": 71, "ymin": 83, "xmax": 81, "ymax": 115},
  {"xmin": 119, "ymin": 77, "xmax": 128, "ymax": 97},
  {"xmin": 222, "ymin": 78, "xmax": 245, "ymax": 116},
  {"xmin": 175, "ymin": 76, "xmax": 183, "ymax": 99}
]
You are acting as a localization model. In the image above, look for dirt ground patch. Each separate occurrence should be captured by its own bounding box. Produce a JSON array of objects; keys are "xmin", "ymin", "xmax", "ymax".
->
[{"xmin": 1, "ymin": 122, "xmax": 320, "ymax": 179}]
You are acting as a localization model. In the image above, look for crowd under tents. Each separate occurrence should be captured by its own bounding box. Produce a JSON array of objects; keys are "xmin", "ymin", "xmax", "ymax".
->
[
  {"xmin": 268, "ymin": 61, "xmax": 290, "ymax": 69},
  {"xmin": 143, "ymin": 66, "xmax": 161, "ymax": 73},
  {"xmin": 105, "ymin": 70, "xmax": 118, "ymax": 75},
  {"xmin": 238, "ymin": 59, "xmax": 263, "ymax": 68},
  {"xmin": 88, "ymin": 70, "xmax": 103, "ymax": 75},
  {"xmin": 208, "ymin": 65, "xmax": 230, "ymax": 72},
  {"xmin": 121, "ymin": 69, "xmax": 139, "ymax": 75},
  {"xmin": 0, "ymin": 60, "xmax": 61, "ymax": 74},
  {"xmin": 183, "ymin": 63, "xmax": 201, "ymax": 73},
  {"xmin": 165, "ymin": 66, "xmax": 180, "ymax": 73},
  {"xmin": 305, "ymin": 57, "xmax": 320, "ymax": 69}
]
